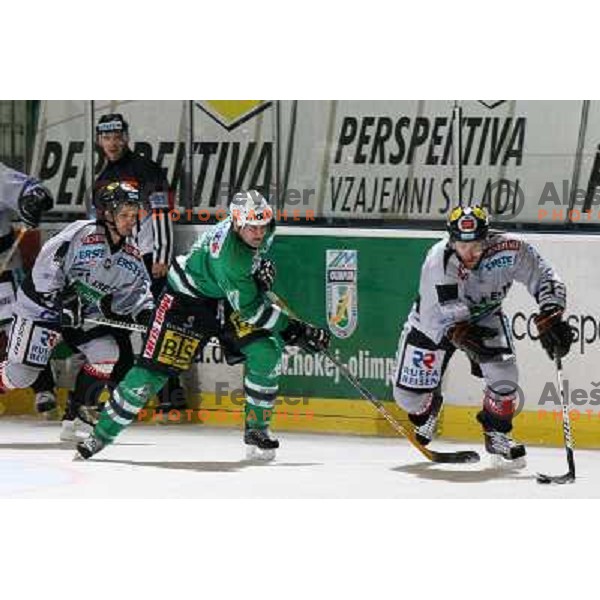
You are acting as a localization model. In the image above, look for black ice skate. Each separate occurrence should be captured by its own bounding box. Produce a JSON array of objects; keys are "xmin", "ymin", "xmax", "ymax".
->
[
  {"xmin": 74, "ymin": 434, "xmax": 107, "ymax": 460},
  {"xmin": 483, "ymin": 430, "xmax": 527, "ymax": 468},
  {"xmin": 244, "ymin": 427, "xmax": 279, "ymax": 461}
]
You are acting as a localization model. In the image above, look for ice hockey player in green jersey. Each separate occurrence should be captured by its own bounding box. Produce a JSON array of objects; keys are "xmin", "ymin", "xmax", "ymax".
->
[{"xmin": 75, "ymin": 190, "xmax": 331, "ymax": 461}]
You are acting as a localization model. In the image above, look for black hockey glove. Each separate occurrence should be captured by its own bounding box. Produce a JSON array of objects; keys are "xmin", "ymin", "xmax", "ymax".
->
[
  {"xmin": 99, "ymin": 294, "xmax": 134, "ymax": 325},
  {"xmin": 60, "ymin": 289, "xmax": 83, "ymax": 328},
  {"xmin": 18, "ymin": 182, "xmax": 54, "ymax": 228},
  {"xmin": 282, "ymin": 319, "xmax": 331, "ymax": 354},
  {"xmin": 253, "ymin": 258, "xmax": 276, "ymax": 292},
  {"xmin": 534, "ymin": 308, "xmax": 573, "ymax": 360},
  {"xmin": 447, "ymin": 321, "xmax": 500, "ymax": 360}
]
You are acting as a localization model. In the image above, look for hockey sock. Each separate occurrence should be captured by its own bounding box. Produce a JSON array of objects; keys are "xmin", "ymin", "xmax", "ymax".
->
[
  {"xmin": 94, "ymin": 366, "xmax": 168, "ymax": 443},
  {"xmin": 407, "ymin": 393, "xmax": 435, "ymax": 427},
  {"xmin": 31, "ymin": 364, "xmax": 56, "ymax": 394},
  {"xmin": 476, "ymin": 387, "xmax": 516, "ymax": 434},
  {"xmin": 244, "ymin": 376, "xmax": 278, "ymax": 430},
  {"xmin": 243, "ymin": 338, "xmax": 282, "ymax": 430},
  {"xmin": 73, "ymin": 363, "xmax": 112, "ymax": 408}
]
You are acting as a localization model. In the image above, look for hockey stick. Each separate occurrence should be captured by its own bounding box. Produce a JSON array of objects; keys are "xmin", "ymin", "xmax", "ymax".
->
[
  {"xmin": 0, "ymin": 227, "xmax": 28, "ymax": 277},
  {"xmin": 321, "ymin": 347, "xmax": 479, "ymax": 463},
  {"xmin": 85, "ymin": 316, "xmax": 147, "ymax": 333},
  {"xmin": 83, "ymin": 316, "xmax": 221, "ymax": 350},
  {"xmin": 267, "ymin": 291, "xmax": 480, "ymax": 464},
  {"xmin": 536, "ymin": 354, "xmax": 576, "ymax": 484}
]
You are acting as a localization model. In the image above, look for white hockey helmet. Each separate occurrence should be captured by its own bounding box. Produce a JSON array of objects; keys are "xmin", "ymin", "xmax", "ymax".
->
[{"xmin": 229, "ymin": 190, "xmax": 274, "ymax": 228}]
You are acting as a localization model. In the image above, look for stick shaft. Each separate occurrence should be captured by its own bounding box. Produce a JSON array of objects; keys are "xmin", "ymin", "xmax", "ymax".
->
[{"xmin": 556, "ymin": 356, "xmax": 575, "ymax": 475}]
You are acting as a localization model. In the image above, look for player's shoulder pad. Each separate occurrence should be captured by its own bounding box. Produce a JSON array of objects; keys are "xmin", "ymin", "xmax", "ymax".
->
[
  {"xmin": 64, "ymin": 219, "xmax": 99, "ymax": 242},
  {"xmin": 426, "ymin": 238, "xmax": 450, "ymax": 263},
  {"xmin": 44, "ymin": 220, "xmax": 95, "ymax": 266}
]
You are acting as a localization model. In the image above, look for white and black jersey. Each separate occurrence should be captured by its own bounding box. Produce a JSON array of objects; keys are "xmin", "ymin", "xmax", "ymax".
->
[
  {"xmin": 17, "ymin": 219, "xmax": 154, "ymax": 324},
  {"xmin": 408, "ymin": 231, "xmax": 567, "ymax": 344}
]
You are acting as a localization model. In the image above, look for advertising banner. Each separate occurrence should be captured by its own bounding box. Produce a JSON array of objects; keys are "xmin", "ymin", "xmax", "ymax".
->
[{"xmin": 32, "ymin": 100, "xmax": 600, "ymax": 224}]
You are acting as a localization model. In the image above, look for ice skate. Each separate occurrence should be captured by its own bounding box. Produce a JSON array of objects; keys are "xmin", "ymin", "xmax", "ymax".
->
[
  {"xmin": 60, "ymin": 416, "xmax": 95, "ymax": 442},
  {"xmin": 483, "ymin": 430, "xmax": 527, "ymax": 469},
  {"xmin": 35, "ymin": 390, "xmax": 57, "ymax": 414},
  {"xmin": 74, "ymin": 434, "xmax": 107, "ymax": 460},
  {"xmin": 244, "ymin": 427, "xmax": 279, "ymax": 461}
]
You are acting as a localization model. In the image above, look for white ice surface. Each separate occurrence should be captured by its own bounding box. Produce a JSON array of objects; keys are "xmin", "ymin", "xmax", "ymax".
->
[{"xmin": 0, "ymin": 418, "xmax": 597, "ymax": 498}]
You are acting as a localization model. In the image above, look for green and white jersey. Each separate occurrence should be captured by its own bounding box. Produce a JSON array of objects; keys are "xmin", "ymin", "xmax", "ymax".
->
[{"xmin": 168, "ymin": 217, "xmax": 288, "ymax": 332}]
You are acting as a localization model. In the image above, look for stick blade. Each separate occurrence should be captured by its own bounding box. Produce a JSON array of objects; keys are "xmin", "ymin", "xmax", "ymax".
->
[
  {"xmin": 431, "ymin": 450, "xmax": 480, "ymax": 464},
  {"xmin": 536, "ymin": 471, "xmax": 576, "ymax": 485}
]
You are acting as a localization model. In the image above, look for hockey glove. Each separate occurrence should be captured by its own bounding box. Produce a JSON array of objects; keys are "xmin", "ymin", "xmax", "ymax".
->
[
  {"xmin": 253, "ymin": 258, "xmax": 276, "ymax": 292},
  {"xmin": 282, "ymin": 319, "xmax": 331, "ymax": 354},
  {"xmin": 447, "ymin": 321, "xmax": 500, "ymax": 360},
  {"xmin": 61, "ymin": 289, "xmax": 83, "ymax": 328},
  {"xmin": 18, "ymin": 182, "xmax": 54, "ymax": 228},
  {"xmin": 534, "ymin": 308, "xmax": 573, "ymax": 360}
]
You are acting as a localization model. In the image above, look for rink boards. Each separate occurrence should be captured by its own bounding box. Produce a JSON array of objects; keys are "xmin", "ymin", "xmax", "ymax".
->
[{"xmin": 1, "ymin": 225, "xmax": 599, "ymax": 448}]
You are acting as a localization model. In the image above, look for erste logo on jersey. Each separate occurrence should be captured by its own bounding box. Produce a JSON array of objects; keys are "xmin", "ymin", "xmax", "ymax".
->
[
  {"xmin": 77, "ymin": 246, "xmax": 105, "ymax": 262},
  {"xmin": 116, "ymin": 255, "xmax": 144, "ymax": 278},
  {"xmin": 326, "ymin": 249, "xmax": 358, "ymax": 339},
  {"xmin": 481, "ymin": 254, "xmax": 514, "ymax": 272}
]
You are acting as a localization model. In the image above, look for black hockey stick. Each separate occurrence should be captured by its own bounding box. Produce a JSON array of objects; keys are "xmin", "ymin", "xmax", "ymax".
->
[
  {"xmin": 83, "ymin": 316, "xmax": 221, "ymax": 350},
  {"xmin": 268, "ymin": 292, "xmax": 480, "ymax": 464},
  {"xmin": 536, "ymin": 355, "xmax": 576, "ymax": 484}
]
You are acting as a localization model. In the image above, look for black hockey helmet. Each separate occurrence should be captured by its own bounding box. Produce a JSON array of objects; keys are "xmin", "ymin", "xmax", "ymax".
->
[
  {"xmin": 96, "ymin": 113, "xmax": 129, "ymax": 135},
  {"xmin": 94, "ymin": 181, "xmax": 141, "ymax": 223},
  {"xmin": 447, "ymin": 205, "xmax": 490, "ymax": 242}
]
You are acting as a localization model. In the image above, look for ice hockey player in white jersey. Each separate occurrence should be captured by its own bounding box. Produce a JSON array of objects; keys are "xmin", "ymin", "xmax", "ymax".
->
[
  {"xmin": 0, "ymin": 161, "xmax": 54, "ymax": 409},
  {"xmin": 0, "ymin": 181, "xmax": 153, "ymax": 440},
  {"xmin": 392, "ymin": 205, "xmax": 573, "ymax": 465}
]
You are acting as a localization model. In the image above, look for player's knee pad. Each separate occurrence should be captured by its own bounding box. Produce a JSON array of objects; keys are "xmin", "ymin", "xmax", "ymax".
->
[
  {"xmin": 393, "ymin": 385, "xmax": 432, "ymax": 415},
  {"xmin": 118, "ymin": 366, "xmax": 168, "ymax": 407},
  {"xmin": 78, "ymin": 336, "xmax": 119, "ymax": 366},
  {"xmin": 480, "ymin": 357, "xmax": 518, "ymax": 392},
  {"xmin": 0, "ymin": 362, "xmax": 42, "ymax": 391},
  {"xmin": 243, "ymin": 336, "xmax": 284, "ymax": 382}
]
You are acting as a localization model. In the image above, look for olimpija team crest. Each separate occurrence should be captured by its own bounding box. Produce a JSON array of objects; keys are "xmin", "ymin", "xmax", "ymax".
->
[{"xmin": 326, "ymin": 250, "xmax": 358, "ymax": 339}]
